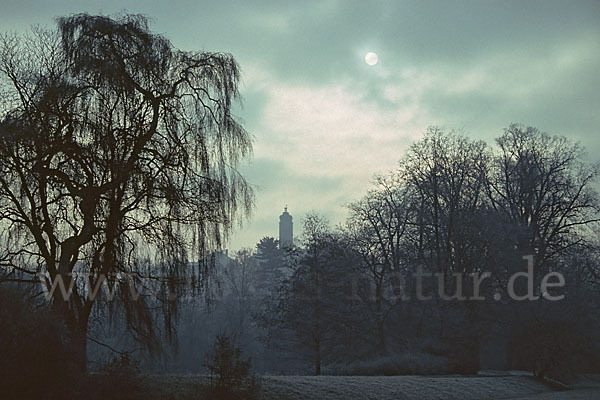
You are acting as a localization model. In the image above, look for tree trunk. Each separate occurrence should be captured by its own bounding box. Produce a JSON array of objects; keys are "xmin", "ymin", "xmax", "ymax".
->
[
  {"xmin": 375, "ymin": 283, "xmax": 386, "ymax": 352},
  {"xmin": 72, "ymin": 322, "xmax": 88, "ymax": 373},
  {"xmin": 55, "ymin": 293, "xmax": 90, "ymax": 373},
  {"xmin": 314, "ymin": 337, "xmax": 321, "ymax": 376}
]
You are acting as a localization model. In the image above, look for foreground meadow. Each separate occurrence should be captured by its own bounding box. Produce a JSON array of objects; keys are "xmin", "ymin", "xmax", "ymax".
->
[{"xmin": 144, "ymin": 374, "xmax": 600, "ymax": 399}]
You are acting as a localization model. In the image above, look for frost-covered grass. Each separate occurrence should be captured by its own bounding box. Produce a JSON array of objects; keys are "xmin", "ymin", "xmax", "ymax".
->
[
  {"xmin": 260, "ymin": 375, "xmax": 552, "ymax": 400},
  {"xmin": 145, "ymin": 374, "xmax": 568, "ymax": 399},
  {"xmin": 511, "ymin": 389, "xmax": 600, "ymax": 399},
  {"xmin": 143, "ymin": 373, "xmax": 600, "ymax": 399}
]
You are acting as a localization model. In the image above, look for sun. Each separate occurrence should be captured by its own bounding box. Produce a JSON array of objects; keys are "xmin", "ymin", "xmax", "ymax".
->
[{"xmin": 364, "ymin": 52, "xmax": 378, "ymax": 66}]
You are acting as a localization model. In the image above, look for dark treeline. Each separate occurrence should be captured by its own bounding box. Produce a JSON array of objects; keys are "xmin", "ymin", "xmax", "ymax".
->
[
  {"xmin": 159, "ymin": 125, "xmax": 600, "ymax": 381},
  {"xmin": 248, "ymin": 125, "xmax": 600, "ymax": 378}
]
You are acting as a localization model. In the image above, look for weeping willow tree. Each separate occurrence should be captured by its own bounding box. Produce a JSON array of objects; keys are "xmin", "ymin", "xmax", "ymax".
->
[{"xmin": 0, "ymin": 14, "xmax": 253, "ymax": 369}]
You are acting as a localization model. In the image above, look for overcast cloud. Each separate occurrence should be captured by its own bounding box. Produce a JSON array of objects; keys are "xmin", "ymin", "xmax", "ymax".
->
[{"xmin": 1, "ymin": 0, "xmax": 599, "ymax": 249}]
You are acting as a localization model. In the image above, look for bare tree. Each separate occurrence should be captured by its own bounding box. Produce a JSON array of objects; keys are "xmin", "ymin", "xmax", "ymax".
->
[
  {"xmin": 0, "ymin": 14, "xmax": 253, "ymax": 369},
  {"xmin": 487, "ymin": 124, "xmax": 600, "ymax": 272},
  {"xmin": 221, "ymin": 248, "xmax": 258, "ymax": 339},
  {"xmin": 400, "ymin": 127, "xmax": 490, "ymax": 276},
  {"xmin": 345, "ymin": 173, "xmax": 412, "ymax": 352},
  {"xmin": 259, "ymin": 214, "xmax": 359, "ymax": 375},
  {"xmin": 485, "ymin": 125, "xmax": 600, "ymax": 377}
]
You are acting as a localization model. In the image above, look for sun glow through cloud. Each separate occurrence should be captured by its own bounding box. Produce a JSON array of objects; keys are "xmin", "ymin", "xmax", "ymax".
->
[{"xmin": 365, "ymin": 52, "xmax": 379, "ymax": 66}]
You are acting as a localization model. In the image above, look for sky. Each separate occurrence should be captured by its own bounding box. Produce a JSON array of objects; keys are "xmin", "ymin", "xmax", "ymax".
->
[{"xmin": 1, "ymin": 0, "xmax": 599, "ymax": 251}]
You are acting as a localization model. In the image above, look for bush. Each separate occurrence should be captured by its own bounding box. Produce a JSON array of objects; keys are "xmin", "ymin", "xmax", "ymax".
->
[
  {"xmin": 204, "ymin": 335, "xmax": 261, "ymax": 399},
  {"xmin": 509, "ymin": 318, "xmax": 598, "ymax": 382},
  {"xmin": 0, "ymin": 285, "xmax": 79, "ymax": 399},
  {"xmin": 84, "ymin": 353, "xmax": 154, "ymax": 400}
]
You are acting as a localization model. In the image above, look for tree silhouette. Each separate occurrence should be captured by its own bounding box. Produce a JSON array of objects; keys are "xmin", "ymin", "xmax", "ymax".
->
[
  {"xmin": 345, "ymin": 173, "xmax": 413, "ymax": 352},
  {"xmin": 254, "ymin": 236, "xmax": 285, "ymax": 295},
  {"xmin": 0, "ymin": 14, "xmax": 253, "ymax": 369},
  {"xmin": 488, "ymin": 124, "xmax": 600, "ymax": 272},
  {"xmin": 259, "ymin": 214, "xmax": 361, "ymax": 375}
]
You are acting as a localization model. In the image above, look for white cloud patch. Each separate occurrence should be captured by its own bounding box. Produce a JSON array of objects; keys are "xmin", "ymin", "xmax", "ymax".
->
[
  {"xmin": 253, "ymin": 78, "xmax": 427, "ymax": 181},
  {"xmin": 229, "ymin": 68, "xmax": 434, "ymax": 247}
]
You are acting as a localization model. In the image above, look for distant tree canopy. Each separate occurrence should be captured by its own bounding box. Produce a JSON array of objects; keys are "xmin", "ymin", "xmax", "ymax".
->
[
  {"xmin": 254, "ymin": 236, "xmax": 286, "ymax": 294},
  {"xmin": 258, "ymin": 214, "xmax": 365, "ymax": 375},
  {"xmin": 344, "ymin": 125, "xmax": 600, "ymax": 376},
  {"xmin": 0, "ymin": 13, "xmax": 253, "ymax": 368},
  {"xmin": 258, "ymin": 125, "xmax": 600, "ymax": 377}
]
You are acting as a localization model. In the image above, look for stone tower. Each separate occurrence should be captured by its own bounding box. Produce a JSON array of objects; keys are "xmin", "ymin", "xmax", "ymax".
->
[{"xmin": 279, "ymin": 206, "xmax": 293, "ymax": 248}]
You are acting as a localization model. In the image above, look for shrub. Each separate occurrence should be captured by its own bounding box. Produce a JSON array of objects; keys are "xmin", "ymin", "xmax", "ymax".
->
[
  {"xmin": 0, "ymin": 285, "xmax": 153, "ymax": 400},
  {"xmin": 509, "ymin": 318, "xmax": 597, "ymax": 382},
  {"xmin": 204, "ymin": 335, "xmax": 260, "ymax": 399},
  {"xmin": 83, "ymin": 353, "xmax": 154, "ymax": 400},
  {"xmin": 0, "ymin": 285, "xmax": 79, "ymax": 399}
]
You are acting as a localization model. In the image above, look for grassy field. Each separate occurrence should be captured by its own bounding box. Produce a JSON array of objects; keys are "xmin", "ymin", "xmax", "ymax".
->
[{"xmin": 144, "ymin": 374, "xmax": 600, "ymax": 399}]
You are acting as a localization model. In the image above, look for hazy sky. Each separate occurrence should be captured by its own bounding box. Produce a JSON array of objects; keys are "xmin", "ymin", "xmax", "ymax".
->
[{"xmin": 1, "ymin": 1, "xmax": 599, "ymax": 250}]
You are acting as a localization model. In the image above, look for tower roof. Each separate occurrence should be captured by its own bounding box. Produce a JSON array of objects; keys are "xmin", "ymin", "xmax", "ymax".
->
[{"xmin": 280, "ymin": 206, "xmax": 291, "ymax": 217}]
